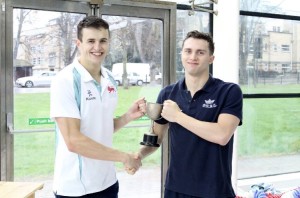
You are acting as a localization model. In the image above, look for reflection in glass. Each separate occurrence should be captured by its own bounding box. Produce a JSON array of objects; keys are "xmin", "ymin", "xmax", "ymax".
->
[{"xmin": 239, "ymin": 16, "xmax": 300, "ymax": 94}]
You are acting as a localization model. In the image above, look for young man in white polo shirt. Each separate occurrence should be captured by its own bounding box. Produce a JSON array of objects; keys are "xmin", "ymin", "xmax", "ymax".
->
[{"xmin": 50, "ymin": 16, "xmax": 145, "ymax": 198}]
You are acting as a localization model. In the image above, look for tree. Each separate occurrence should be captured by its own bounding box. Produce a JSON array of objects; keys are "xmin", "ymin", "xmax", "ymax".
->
[
  {"xmin": 55, "ymin": 13, "xmax": 83, "ymax": 66},
  {"xmin": 105, "ymin": 16, "xmax": 162, "ymax": 83},
  {"xmin": 13, "ymin": 9, "xmax": 31, "ymax": 59},
  {"xmin": 239, "ymin": 0, "xmax": 282, "ymax": 85}
]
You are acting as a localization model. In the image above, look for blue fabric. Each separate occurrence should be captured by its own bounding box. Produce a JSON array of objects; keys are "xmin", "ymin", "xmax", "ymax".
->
[
  {"xmin": 73, "ymin": 68, "xmax": 81, "ymax": 112},
  {"xmin": 72, "ymin": 68, "xmax": 84, "ymax": 189},
  {"xmin": 155, "ymin": 75, "xmax": 243, "ymax": 198},
  {"xmin": 165, "ymin": 188, "xmax": 205, "ymax": 198},
  {"xmin": 293, "ymin": 187, "xmax": 300, "ymax": 197}
]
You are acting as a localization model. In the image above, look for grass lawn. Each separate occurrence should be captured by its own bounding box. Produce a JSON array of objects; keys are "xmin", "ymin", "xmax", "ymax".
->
[{"xmin": 13, "ymin": 84, "xmax": 300, "ymax": 179}]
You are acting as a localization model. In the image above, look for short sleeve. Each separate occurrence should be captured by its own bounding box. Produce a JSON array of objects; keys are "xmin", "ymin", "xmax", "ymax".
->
[
  {"xmin": 221, "ymin": 84, "xmax": 243, "ymax": 125},
  {"xmin": 50, "ymin": 74, "xmax": 81, "ymax": 120}
]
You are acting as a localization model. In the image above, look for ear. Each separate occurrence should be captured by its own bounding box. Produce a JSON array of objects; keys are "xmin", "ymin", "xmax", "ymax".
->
[
  {"xmin": 209, "ymin": 55, "xmax": 215, "ymax": 64},
  {"xmin": 76, "ymin": 39, "xmax": 81, "ymax": 48}
]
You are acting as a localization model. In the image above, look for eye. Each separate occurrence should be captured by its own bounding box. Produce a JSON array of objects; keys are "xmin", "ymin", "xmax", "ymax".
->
[
  {"xmin": 184, "ymin": 49, "xmax": 191, "ymax": 54},
  {"xmin": 197, "ymin": 50, "xmax": 205, "ymax": 55},
  {"xmin": 100, "ymin": 39, "xmax": 108, "ymax": 44}
]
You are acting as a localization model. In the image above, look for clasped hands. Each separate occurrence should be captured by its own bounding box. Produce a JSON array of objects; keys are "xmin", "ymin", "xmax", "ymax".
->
[{"xmin": 123, "ymin": 153, "xmax": 142, "ymax": 175}]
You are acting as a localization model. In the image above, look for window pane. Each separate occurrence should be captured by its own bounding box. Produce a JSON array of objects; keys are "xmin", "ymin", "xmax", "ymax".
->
[
  {"xmin": 13, "ymin": 9, "xmax": 86, "ymax": 197},
  {"xmin": 237, "ymin": 98, "xmax": 300, "ymax": 187},
  {"xmin": 239, "ymin": 16, "xmax": 300, "ymax": 94},
  {"xmin": 176, "ymin": 10, "xmax": 210, "ymax": 80},
  {"xmin": 240, "ymin": 0, "xmax": 300, "ymax": 16},
  {"xmin": 103, "ymin": 15, "xmax": 163, "ymax": 198}
]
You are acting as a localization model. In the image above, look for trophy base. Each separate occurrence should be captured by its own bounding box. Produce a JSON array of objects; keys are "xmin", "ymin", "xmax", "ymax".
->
[{"xmin": 140, "ymin": 142, "xmax": 160, "ymax": 147}]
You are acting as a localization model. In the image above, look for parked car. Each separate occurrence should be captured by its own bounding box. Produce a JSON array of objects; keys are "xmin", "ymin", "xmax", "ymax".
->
[
  {"xmin": 155, "ymin": 72, "xmax": 162, "ymax": 84},
  {"xmin": 114, "ymin": 72, "xmax": 144, "ymax": 86},
  {"xmin": 15, "ymin": 71, "xmax": 57, "ymax": 88}
]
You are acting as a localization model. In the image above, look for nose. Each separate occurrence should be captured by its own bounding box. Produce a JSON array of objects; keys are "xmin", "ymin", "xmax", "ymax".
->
[
  {"xmin": 94, "ymin": 41, "xmax": 102, "ymax": 50},
  {"xmin": 190, "ymin": 52, "xmax": 198, "ymax": 60}
]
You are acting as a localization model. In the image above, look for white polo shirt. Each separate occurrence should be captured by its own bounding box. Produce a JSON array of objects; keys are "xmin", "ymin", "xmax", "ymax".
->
[{"xmin": 50, "ymin": 59, "xmax": 118, "ymax": 196}]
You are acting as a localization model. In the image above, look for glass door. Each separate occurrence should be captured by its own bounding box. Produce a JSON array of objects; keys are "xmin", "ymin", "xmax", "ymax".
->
[
  {"xmin": 4, "ymin": 0, "xmax": 90, "ymax": 196},
  {"xmin": 99, "ymin": 2, "xmax": 176, "ymax": 197}
]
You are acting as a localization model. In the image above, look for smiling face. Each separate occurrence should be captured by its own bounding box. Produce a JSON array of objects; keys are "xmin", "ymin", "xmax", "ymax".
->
[
  {"xmin": 181, "ymin": 37, "xmax": 214, "ymax": 77},
  {"xmin": 76, "ymin": 27, "xmax": 109, "ymax": 68}
]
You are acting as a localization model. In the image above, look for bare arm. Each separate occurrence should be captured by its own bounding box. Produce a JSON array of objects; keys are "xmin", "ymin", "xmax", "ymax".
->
[
  {"xmin": 162, "ymin": 100, "xmax": 240, "ymax": 146},
  {"xmin": 126, "ymin": 122, "xmax": 168, "ymax": 174},
  {"xmin": 55, "ymin": 117, "xmax": 141, "ymax": 170},
  {"xmin": 138, "ymin": 122, "xmax": 169, "ymax": 160},
  {"xmin": 113, "ymin": 97, "xmax": 146, "ymax": 132}
]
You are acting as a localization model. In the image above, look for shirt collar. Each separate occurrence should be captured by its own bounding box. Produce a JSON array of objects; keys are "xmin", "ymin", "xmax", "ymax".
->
[
  {"xmin": 179, "ymin": 74, "xmax": 215, "ymax": 93},
  {"xmin": 73, "ymin": 58, "xmax": 108, "ymax": 83}
]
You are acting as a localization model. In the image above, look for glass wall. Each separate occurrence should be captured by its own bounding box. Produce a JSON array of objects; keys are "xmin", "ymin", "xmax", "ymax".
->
[
  {"xmin": 239, "ymin": 16, "xmax": 300, "ymax": 94},
  {"xmin": 240, "ymin": 0, "xmax": 300, "ymax": 16},
  {"xmin": 175, "ymin": 9, "xmax": 210, "ymax": 80},
  {"xmin": 238, "ymin": 0, "xmax": 300, "ymax": 190},
  {"xmin": 13, "ymin": 9, "xmax": 86, "ymax": 197}
]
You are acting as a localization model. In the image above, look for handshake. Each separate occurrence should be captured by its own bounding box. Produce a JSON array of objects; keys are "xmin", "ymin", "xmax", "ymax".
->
[{"xmin": 123, "ymin": 153, "xmax": 142, "ymax": 175}]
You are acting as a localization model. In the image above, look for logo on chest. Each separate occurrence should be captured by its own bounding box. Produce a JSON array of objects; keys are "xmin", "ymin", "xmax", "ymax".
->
[
  {"xmin": 86, "ymin": 90, "xmax": 96, "ymax": 101},
  {"xmin": 108, "ymin": 86, "xmax": 115, "ymax": 93},
  {"xmin": 202, "ymin": 99, "xmax": 217, "ymax": 108}
]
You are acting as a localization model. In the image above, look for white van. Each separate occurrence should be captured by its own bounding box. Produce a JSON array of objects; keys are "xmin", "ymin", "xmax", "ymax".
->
[
  {"xmin": 111, "ymin": 63, "xmax": 150, "ymax": 85},
  {"xmin": 114, "ymin": 72, "xmax": 144, "ymax": 86}
]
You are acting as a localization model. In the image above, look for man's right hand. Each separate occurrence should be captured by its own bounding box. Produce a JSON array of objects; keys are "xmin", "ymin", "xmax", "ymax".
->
[{"xmin": 123, "ymin": 153, "xmax": 142, "ymax": 175}]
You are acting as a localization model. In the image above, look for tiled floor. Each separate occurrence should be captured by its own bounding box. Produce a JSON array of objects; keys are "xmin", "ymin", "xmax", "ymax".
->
[
  {"xmin": 35, "ymin": 167, "xmax": 161, "ymax": 198},
  {"xmin": 33, "ymin": 155, "xmax": 300, "ymax": 197}
]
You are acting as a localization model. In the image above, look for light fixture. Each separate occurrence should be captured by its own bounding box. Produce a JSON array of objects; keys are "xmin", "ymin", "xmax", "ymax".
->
[{"xmin": 188, "ymin": 0, "xmax": 218, "ymax": 16}]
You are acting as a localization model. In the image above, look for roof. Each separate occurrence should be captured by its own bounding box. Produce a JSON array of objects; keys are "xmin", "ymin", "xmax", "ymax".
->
[{"xmin": 13, "ymin": 59, "xmax": 33, "ymax": 67}]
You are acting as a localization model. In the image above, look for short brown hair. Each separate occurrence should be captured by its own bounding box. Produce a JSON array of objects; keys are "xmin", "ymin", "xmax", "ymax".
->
[
  {"xmin": 182, "ymin": 30, "xmax": 215, "ymax": 55},
  {"xmin": 77, "ymin": 16, "xmax": 109, "ymax": 41}
]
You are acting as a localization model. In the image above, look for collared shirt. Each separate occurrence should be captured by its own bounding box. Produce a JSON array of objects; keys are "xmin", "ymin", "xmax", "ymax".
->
[
  {"xmin": 50, "ymin": 59, "xmax": 118, "ymax": 196},
  {"xmin": 156, "ymin": 75, "xmax": 243, "ymax": 198}
]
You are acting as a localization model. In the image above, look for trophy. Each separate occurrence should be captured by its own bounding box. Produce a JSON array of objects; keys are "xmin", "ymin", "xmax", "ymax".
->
[{"xmin": 140, "ymin": 102, "xmax": 163, "ymax": 147}]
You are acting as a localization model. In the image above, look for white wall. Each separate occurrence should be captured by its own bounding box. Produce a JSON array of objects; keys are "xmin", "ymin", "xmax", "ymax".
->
[
  {"xmin": 213, "ymin": 0, "xmax": 240, "ymax": 84},
  {"xmin": 213, "ymin": 0, "xmax": 240, "ymax": 193}
]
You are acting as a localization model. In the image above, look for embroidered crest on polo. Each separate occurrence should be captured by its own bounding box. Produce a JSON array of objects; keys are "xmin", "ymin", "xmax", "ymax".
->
[
  {"xmin": 107, "ymin": 86, "xmax": 116, "ymax": 93},
  {"xmin": 86, "ymin": 90, "xmax": 96, "ymax": 101},
  {"xmin": 203, "ymin": 99, "xmax": 217, "ymax": 108}
]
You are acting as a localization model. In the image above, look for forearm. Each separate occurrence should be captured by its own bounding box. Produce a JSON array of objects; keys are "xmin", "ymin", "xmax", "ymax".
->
[
  {"xmin": 114, "ymin": 97, "xmax": 146, "ymax": 133},
  {"xmin": 138, "ymin": 146, "xmax": 159, "ymax": 160},
  {"xmin": 175, "ymin": 112, "xmax": 239, "ymax": 145},
  {"xmin": 138, "ymin": 122, "xmax": 168, "ymax": 159},
  {"xmin": 113, "ymin": 112, "xmax": 131, "ymax": 132},
  {"xmin": 67, "ymin": 133, "xmax": 128, "ymax": 163}
]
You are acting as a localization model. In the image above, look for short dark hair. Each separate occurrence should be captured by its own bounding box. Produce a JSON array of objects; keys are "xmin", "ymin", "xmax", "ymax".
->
[
  {"xmin": 182, "ymin": 30, "xmax": 215, "ymax": 55},
  {"xmin": 77, "ymin": 16, "xmax": 109, "ymax": 41}
]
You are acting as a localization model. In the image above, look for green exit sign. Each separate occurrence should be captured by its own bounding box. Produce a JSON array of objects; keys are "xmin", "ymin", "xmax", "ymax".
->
[{"xmin": 29, "ymin": 118, "xmax": 54, "ymax": 125}]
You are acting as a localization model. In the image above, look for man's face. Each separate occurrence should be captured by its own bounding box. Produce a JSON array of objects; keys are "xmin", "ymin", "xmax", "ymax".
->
[
  {"xmin": 76, "ymin": 27, "xmax": 109, "ymax": 67},
  {"xmin": 181, "ymin": 37, "xmax": 214, "ymax": 76}
]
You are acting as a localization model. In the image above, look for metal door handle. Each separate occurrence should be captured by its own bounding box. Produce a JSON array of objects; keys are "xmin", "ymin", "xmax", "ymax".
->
[{"xmin": 6, "ymin": 112, "xmax": 14, "ymax": 133}]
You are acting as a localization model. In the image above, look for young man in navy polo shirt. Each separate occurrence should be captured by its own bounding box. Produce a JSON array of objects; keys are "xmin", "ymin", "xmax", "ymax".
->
[{"xmin": 137, "ymin": 30, "xmax": 243, "ymax": 198}]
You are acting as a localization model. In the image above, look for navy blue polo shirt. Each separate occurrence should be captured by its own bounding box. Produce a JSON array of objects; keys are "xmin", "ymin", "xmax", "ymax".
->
[{"xmin": 155, "ymin": 75, "xmax": 243, "ymax": 198}]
